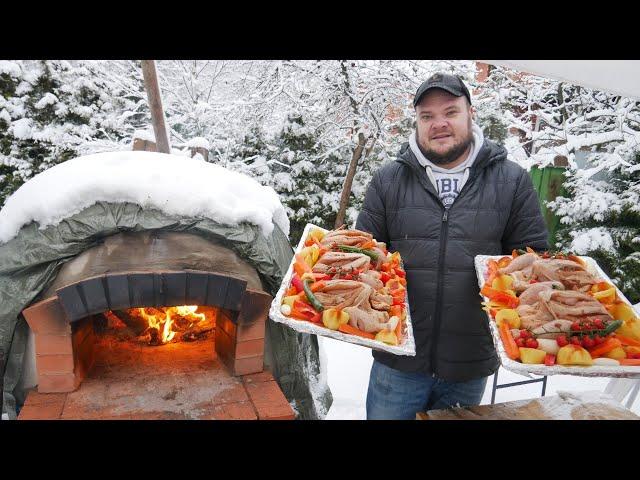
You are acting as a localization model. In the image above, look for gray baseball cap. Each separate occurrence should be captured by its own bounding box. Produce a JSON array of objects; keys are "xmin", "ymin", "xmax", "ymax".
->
[{"xmin": 413, "ymin": 73, "xmax": 472, "ymax": 107}]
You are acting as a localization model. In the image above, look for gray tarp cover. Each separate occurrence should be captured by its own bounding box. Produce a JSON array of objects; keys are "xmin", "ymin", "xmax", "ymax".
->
[{"xmin": 0, "ymin": 201, "xmax": 332, "ymax": 419}]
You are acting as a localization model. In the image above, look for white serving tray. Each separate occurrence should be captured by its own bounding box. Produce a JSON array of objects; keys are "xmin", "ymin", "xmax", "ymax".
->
[
  {"xmin": 269, "ymin": 223, "xmax": 416, "ymax": 356},
  {"xmin": 475, "ymin": 254, "xmax": 640, "ymax": 379}
]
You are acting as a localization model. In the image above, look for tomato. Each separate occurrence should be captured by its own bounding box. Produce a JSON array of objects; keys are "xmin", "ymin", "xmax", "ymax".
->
[
  {"xmin": 394, "ymin": 268, "xmax": 406, "ymax": 278},
  {"xmin": 556, "ymin": 335, "xmax": 569, "ymax": 347},
  {"xmin": 525, "ymin": 338, "xmax": 539, "ymax": 349},
  {"xmin": 593, "ymin": 334, "xmax": 604, "ymax": 345},
  {"xmin": 582, "ymin": 336, "xmax": 595, "ymax": 349},
  {"xmin": 544, "ymin": 354, "xmax": 556, "ymax": 366},
  {"xmin": 519, "ymin": 330, "xmax": 531, "ymax": 339},
  {"xmin": 570, "ymin": 336, "xmax": 582, "ymax": 346},
  {"xmin": 380, "ymin": 272, "xmax": 391, "ymax": 284},
  {"xmin": 593, "ymin": 318, "xmax": 604, "ymax": 329},
  {"xmin": 570, "ymin": 322, "xmax": 581, "ymax": 332},
  {"xmin": 516, "ymin": 337, "xmax": 526, "ymax": 347}
]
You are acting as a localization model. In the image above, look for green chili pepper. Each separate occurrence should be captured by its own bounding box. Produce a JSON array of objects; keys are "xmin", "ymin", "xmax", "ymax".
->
[
  {"xmin": 337, "ymin": 245, "xmax": 379, "ymax": 261},
  {"xmin": 302, "ymin": 279, "xmax": 324, "ymax": 312},
  {"xmin": 604, "ymin": 319, "xmax": 623, "ymax": 335}
]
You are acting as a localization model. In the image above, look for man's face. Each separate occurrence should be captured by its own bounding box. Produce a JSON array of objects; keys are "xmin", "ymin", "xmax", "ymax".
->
[{"xmin": 415, "ymin": 89, "xmax": 474, "ymax": 166}]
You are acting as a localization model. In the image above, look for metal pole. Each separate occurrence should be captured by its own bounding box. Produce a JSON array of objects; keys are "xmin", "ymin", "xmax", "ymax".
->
[{"xmin": 141, "ymin": 60, "xmax": 171, "ymax": 154}]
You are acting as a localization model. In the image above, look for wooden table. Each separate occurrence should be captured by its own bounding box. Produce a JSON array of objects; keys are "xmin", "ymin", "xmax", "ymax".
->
[{"xmin": 417, "ymin": 391, "xmax": 640, "ymax": 420}]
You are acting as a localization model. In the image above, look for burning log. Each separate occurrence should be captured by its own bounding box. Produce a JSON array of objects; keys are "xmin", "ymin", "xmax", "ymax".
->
[{"xmin": 112, "ymin": 309, "xmax": 149, "ymax": 336}]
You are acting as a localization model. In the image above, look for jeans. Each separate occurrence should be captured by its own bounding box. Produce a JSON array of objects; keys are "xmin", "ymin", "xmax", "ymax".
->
[{"xmin": 366, "ymin": 360, "xmax": 488, "ymax": 420}]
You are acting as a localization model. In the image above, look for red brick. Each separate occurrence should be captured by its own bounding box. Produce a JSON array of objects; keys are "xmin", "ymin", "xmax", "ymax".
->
[
  {"xmin": 216, "ymin": 310, "xmax": 237, "ymax": 339},
  {"xmin": 22, "ymin": 297, "xmax": 70, "ymax": 335},
  {"xmin": 214, "ymin": 324, "xmax": 236, "ymax": 369},
  {"xmin": 18, "ymin": 402, "xmax": 65, "ymax": 420},
  {"xmin": 237, "ymin": 289, "xmax": 272, "ymax": 326},
  {"xmin": 38, "ymin": 373, "xmax": 81, "ymax": 393},
  {"xmin": 242, "ymin": 371, "xmax": 274, "ymax": 384},
  {"xmin": 72, "ymin": 318, "xmax": 94, "ymax": 349},
  {"xmin": 233, "ymin": 355, "xmax": 263, "ymax": 376},
  {"xmin": 207, "ymin": 401, "xmax": 257, "ymax": 420},
  {"xmin": 211, "ymin": 382, "xmax": 250, "ymax": 405},
  {"xmin": 235, "ymin": 338, "xmax": 264, "ymax": 359},
  {"xmin": 73, "ymin": 328, "xmax": 95, "ymax": 381},
  {"xmin": 36, "ymin": 354, "xmax": 74, "ymax": 375},
  {"xmin": 21, "ymin": 391, "xmax": 67, "ymax": 409},
  {"xmin": 245, "ymin": 380, "xmax": 295, "ymax": 420},
  {"xmin": 35, "ymin": 334, "xmax": 73, "ymax": 355},
  {"xmin": 237, "ymin": 320, "xmax": 265, "ymax": 342}
]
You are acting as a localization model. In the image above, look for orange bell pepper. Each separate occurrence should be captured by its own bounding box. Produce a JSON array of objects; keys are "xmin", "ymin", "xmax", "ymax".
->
[
  {"xmin": 497, "ymin": 256, "xmax": 512, "ymax": 268},
  {"xmin": 338, "ymin": 324, "xmax": 375, "ymax": 339},
  {"xmin": 618, "ymin": 358, "xmax": 640, "ymax": 366},
  {"xmin": 486, "ymin": 259, "xmax": 500, "ymax": 284},
  {"xmin": 285, "ymin": 286, "xmax": 298, "ymax": 297},
  {"xmin": 480, "ymin": 285, "xmax": 519, "ymax": 308},
  {"xmin": 499, "ymin": 321, "xmax": 520, "ymax": 360},
  {"xmin": 293, "ymin": 253, "xmax": 312, "ymax": 277},
  {"xmin": 616, "ymin": 335, "xmax": 640, "ymax": 347},
  {"xmin": 394, "ymin": 316, "xmax": 403, "ymax": 342},
  {"xmin": 587, "ymin": 337, "xmax": 622, "ymax": 358}
]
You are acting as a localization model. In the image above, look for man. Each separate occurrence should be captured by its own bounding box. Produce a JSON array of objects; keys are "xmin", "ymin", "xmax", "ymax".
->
[{"xmin": 356, "ymin": 73, "xmax": 548, "ymax": 420}]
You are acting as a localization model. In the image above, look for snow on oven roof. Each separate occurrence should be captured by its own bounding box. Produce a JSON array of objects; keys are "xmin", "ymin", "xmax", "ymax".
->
[{"xmin": 0, "ymin": 151, "xmax": 290, "ymax": 244}]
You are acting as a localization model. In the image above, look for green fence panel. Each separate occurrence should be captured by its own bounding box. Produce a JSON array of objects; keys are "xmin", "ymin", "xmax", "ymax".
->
[{"xmin": 529, "ymin": 166, "xmax": 568, "ymax": 248}]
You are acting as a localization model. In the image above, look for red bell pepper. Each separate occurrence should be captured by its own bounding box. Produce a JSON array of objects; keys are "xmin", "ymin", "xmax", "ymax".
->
[
  {"xmin": 394, "ymin": 268, "xmax": 406, "ymax": 278},
  {"xmin": 291, "ymin": 274, "xmax": 305, "ymax": 294},
  {"xmin": 380, "ymin": 272, "xmax": 391, "ymax": 284}
]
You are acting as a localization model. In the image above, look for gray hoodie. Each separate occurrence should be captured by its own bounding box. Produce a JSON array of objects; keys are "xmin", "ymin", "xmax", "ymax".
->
[{"xmin": 409, "ymin": 123, "xmax": 485, "ymax": 208}]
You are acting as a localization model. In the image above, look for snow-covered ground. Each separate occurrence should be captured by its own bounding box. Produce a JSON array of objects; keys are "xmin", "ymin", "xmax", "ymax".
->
[{"xmin": 321, "ymin": 305, "xmax": 640, "ymax": 419}]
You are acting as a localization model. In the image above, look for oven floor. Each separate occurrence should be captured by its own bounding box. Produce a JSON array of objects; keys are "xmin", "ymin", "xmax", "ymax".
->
[{"xmin": 19, "ymin": 335, "xmax": 295, "ymax": 420}]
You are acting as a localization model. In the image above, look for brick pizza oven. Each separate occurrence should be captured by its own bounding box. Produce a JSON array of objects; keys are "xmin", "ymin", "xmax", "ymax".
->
[{"xmin": 16, "ymin": 232, "xmax": 295, "ymax": 420}]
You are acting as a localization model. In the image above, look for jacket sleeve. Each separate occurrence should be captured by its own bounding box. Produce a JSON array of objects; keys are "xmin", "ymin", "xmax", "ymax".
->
[
  {"xmin": 501, "ymin": 169, "xmax": 549, "ymax": 254},
  {"xmin": 355, "ymin": 170, "xmax": 390, "ymax": 245}
]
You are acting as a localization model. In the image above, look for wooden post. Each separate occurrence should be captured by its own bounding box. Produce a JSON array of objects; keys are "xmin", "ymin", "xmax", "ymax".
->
[
  {"xmin": 334, "ymin": 132, "xmax": 367, "ymax": 229},
  {"xmin": 141, "ymin": 60, "xmax": 171, "ymax": 154}
]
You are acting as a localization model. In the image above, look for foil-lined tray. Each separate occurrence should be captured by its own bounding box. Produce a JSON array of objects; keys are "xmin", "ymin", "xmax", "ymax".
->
[
  {"xmin": 269, "ymin": 223, "xmax": 416, "ymax": 356},
  {"xmin": 475, "ymin": 254, "xmax": 640, "ymax": 379}
]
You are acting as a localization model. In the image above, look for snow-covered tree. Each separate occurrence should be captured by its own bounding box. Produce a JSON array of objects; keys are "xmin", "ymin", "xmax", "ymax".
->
[
  {"xmin": 477, "ymin": 64, "xmax": 640, "ymax": 302},
  {"xmin": 548, "ymin": 149, "xmax": 640, "ymax": 303},
  {"xmin": 0, "ymin": 60, "xmax": 149, "ymax": 206}
]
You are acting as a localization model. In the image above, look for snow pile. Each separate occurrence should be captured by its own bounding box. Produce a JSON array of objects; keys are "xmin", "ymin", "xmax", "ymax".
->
[
  {"xmin": 132, "ymin": 129, "xmax": 155, "ymax": 142},
  {"xmin": 186, "ymin": 137, "xmax": 210, "ymax": 149},
  {"xmin": 569, "ymin": 227, "xmax": 615, "ymax": 254},
  {"xmin": 0, "ymin": 151, "xmax": 290, "ymax": 243}
]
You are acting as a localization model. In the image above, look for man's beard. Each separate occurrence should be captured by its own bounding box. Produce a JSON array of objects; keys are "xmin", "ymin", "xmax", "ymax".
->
[{"xmin": 417, "ymin": 129, "xmax": 473, "ymax": 166}]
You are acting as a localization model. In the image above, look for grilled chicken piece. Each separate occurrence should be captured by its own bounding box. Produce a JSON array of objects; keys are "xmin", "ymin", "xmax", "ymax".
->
[
  {"xmin": 531, "ymin": 319, "xmax": 574, "ymax": 339},
  {"xmin": 320, "ymin": 229, "xmax": 373, "ymax": 248},
  {"xmin": 517, "ymin": 301, "xmax": 555, "ymax": 330},
  {"xmin": 312, "ymin": 252, "xmax": 371, "ymax": 274},
  {"xmin": 518, "ymin": 281, "xmax": 565, "ymax": 305},
  {"xmin": 370, "ymin": 291, "xmax": 393, "ymax": 311},
  {"xmin": 538, "ymin": 289, "xmax": 613, "ymax": 321},
  {"xmin": 498, "ymin": 253, "xmax": 538, "ymax": 275},
  {"xmin": 511, "ymin": 270, "xmax": 534, "ymax": 292},
  {"xmin": 359, "ymin": 270, "xmax": 384, "ymax": 290},
  {"xmin": 313, "ymin": 280, "xmax": 392, "ymax": 332},
  {"xmin": 531, "ymin": 259, "xmax": 598, "ymax": 291}
]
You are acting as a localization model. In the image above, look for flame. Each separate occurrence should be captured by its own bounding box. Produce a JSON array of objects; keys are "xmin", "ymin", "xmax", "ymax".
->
[{"xmin": 130, "ymin": 305, "xmax": 206, "ymax": 344}]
